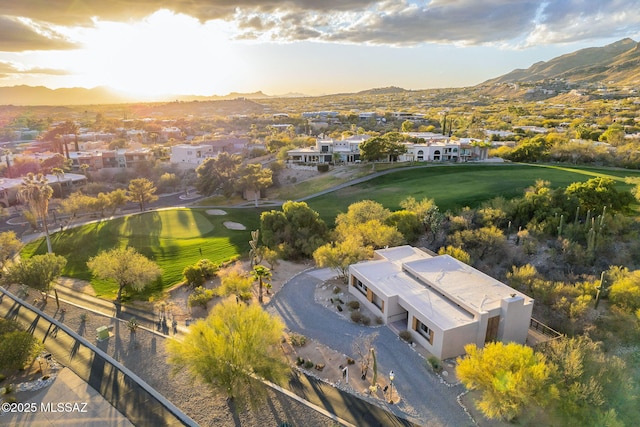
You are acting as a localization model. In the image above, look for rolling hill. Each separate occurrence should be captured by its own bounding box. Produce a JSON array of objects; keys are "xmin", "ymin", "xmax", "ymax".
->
[{"xmin": 483, "ymin": 38, "xmax": 640, "ymax": 86}]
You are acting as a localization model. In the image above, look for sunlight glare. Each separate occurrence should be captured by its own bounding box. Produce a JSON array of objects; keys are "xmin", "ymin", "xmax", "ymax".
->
[{"xmin": 70, "ymin": 10, "xmax": 244, "ymax": 96}]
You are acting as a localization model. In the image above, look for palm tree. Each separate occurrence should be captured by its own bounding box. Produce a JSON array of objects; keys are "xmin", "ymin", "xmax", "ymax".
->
[
  {"xmin": 18, "ymin": 173, "xmax": 54, "ymax": 253},
  {"xmin": 252, "ymin": 265, "xmax": 272, "ymax": 304},
  {"xmin": 52, "ymin": 167, "xmax": 64, "ymax": 196}
]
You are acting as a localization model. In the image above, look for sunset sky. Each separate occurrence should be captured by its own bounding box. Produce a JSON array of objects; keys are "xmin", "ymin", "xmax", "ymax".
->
[{"xmin": 1, "ymin": 1, "xmax": 639, "ymax": 97}]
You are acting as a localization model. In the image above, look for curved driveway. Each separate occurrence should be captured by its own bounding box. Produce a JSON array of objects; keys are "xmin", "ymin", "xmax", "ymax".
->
[{"xmin": 267, "ymin": 269, "xmax": 473, "ymax": 427}]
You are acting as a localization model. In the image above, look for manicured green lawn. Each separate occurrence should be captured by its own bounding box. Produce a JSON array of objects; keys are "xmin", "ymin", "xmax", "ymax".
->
[
  {"xmin": 22, "ymin": 208, "xmax": 264, "ymax": 299},
  {"xmin": 21, "ymin": 163, "xmax": 640, "ymax": 300},
  {"xmin": 306, "ymin": 163, "xmax": 640, "ymax": 224}
]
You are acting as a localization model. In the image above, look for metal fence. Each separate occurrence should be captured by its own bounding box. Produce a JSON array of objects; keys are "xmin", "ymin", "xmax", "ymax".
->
[{"xmin": 0, "ymin": 287, "xmax": 198, "ymax": 427}]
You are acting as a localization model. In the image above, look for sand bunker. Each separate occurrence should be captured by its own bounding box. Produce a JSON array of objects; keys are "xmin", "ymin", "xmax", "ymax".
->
[
  {"xmin": 223, "ymin": 221, "xmax": 246, "ymax": 230},
  {"xmin": 206, "ymin": 209, "xmax": 227, "ymax": 215}
]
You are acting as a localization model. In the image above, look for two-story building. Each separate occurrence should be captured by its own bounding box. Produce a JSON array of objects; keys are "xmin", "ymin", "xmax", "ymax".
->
[
  {"xmin": 287, "ymin": 135, "xmax": 370, "ymax": 165},
  {"xmin": 348, "ymin": 246, "xmax": 533, "ymax": 359},
  {"xmin": 170, "ymin": 144, "xmax": 215, "ymax": 169}
]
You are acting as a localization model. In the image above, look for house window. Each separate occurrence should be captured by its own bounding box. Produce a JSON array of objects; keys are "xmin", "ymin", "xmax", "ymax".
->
[
  {"xmin": 371, "ymin": 292, "xmax": 384, "ymax": 312},
  {"xmin": 352, "ymin": 277, "xmax": 368, "ymax": 296},
  {"xmin": 414, "ymin": 319, "xmax": 434, "ymax": 344}
]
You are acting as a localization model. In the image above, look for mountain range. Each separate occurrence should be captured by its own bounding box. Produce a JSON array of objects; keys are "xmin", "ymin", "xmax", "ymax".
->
[
  {"xmin": 483, "ymin": 38, "xmax": 639, "ymax": 86},
  {"xmin": 0, "ymin": 39, "xmax": 638, "ymax": 106}
]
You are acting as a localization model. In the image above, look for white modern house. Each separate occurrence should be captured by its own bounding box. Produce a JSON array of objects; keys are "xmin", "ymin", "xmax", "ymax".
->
[
  {"xmin": 348, "ymin": 246, "xmax": 534, "ymax": 359},
  {"xmin": 287, "ymin": 135, "xmax": 371, "ymax": 164},
  {"xmin": 170, "ymin": 144, "xmax": 215, "ymax": 169}
]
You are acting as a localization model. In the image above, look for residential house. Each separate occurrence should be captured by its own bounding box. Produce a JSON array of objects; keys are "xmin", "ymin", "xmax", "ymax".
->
[
  {"xmin": 287, "ymin": 135, "xmax": 370, "ymax": 165},
  {"xmin": 170, "ymin": 144, "xmax": 215, "ymax": 169},
  {"xmin": 0, "ymin": 173, "xmax": 87, "ymax": 207},
  {"xmin": 348, "ymin": 246, "xmax": 533, "ymax": 359}
]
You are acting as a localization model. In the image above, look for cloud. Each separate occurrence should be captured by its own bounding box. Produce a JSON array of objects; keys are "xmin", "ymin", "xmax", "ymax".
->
[
  {"xmin": 0, "ymin": 61, "xmax": 70, "ymax": 79},
  {"xmin": 525, "ymin": 0, "xmax": 640, "ymax": 45},
  {"xmin": 2, "ymin": 0, "xmax": 639, "ymax": 48},
  {"xmin": 0, "ymin": 16, "xmax": 78, "ymax": 51},
  {"xmin": 0, "ymin": 1, "xmax": 379, "ymax": 24}
]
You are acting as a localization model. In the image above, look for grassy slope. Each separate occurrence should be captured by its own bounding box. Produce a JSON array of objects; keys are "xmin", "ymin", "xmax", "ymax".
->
[
  {"xmin": 306, "ymin": 164, "xmax": 640, "ymax": 223},
  {"xmin": 22, "ymin": 208, "xmax": 263, "ymax": 299},
  {"xmin": 21, "ymin": 163, "xmax": 640, "ymax": 299}
]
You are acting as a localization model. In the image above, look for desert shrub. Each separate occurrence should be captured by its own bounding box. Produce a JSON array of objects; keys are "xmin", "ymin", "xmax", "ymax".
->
[
  {"xmin": 347, "ymin": 300, "xmax": 360, "ymax": 310},
  {"xmin": 197, "ymin": 259, "xmax": 218, "ymax": 279},
  {"xmin": 333, "ymin": 286, "xmax": 341, "ymax": 294},
  {"xmin": 399, "ymin": 330, "xmax": 413, "ymax": 343},
  {"xmin": 187, "ymin": 286, "xmax": 215, "ymax": 308},
  {"xmin": 428, "ymin": 356, "xmax": 443, "ymax": 373},
  {"xmin": 350, "ymin": 311, "xmax": 363, "ymax": 323},
  {"xmin": 376, "ymin": 316, "xmax": 384, "ymax": 325},
  {"xmin": 296, "ymin": 357, "xmax": 304, "ymax": 366},
  {"xmin": 317, "ymin": 164, "xmax": 329, "ymax": 172},
  {"xmin": 304, "ymin": 360, "xmax": 314, "ymax": 369},
  {"xmin": 290, "ymin": 333, "xmax": 307, "ymax": 347},
  {"xmin": 0, "ymin": 319, "xmax": 43, "ymax": 371},
  {"xmin": 360, "ymin": 315, "xmax": 371, "ymax": 326}
]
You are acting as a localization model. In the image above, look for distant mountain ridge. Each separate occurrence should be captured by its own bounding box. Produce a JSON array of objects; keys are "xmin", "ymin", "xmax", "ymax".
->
[
  {"xmin": 483, "ymin": 38, "xmax": 640, "ymax": 86},
  {"xmin": 1, "ymin": 39, "xmax": 638, "ymax": 106}
]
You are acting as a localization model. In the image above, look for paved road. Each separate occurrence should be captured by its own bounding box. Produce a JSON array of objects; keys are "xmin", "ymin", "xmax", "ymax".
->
[{"xmin": 267, "ymin": 270, "xmax": 473, "ymax": 427}]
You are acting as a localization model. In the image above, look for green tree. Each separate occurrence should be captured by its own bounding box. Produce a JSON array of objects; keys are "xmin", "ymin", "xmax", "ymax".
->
[
  {"xmin": 166, "ymin": 296, "xmax": 288, "ymax": 408},
  {"xmin": 599, "ymin": 123, "xmax": 626, "ymax": 146},
  {"xmin": 236, "ymin": 163, "xmax": 273, "ymax": 207},
  {"xmin": 107, "ymin": 188, "xmax": 128, "ymax": 214},
  {"xmin": 335, "ymin": 200, "xmax": 391, "ymax": 227},
  {"xmin": 565, "ymin": 177, "xmax": 633, "ymax": 212},
  {"xmin": 608, "ymin": 269, "xmax": 640, "ymax": 312},
  {"xmin": 313, "ymin": 237, "xmax": 373, "ymax": 281},
  {"xmin": 216, "ymin": 264, "xmax": 254, "ymax": 300},
  {"xmin": 183, "ymin": 264, "xmax": 205, "ymax": 288},
  {"xmin": 385, "ymin": 210, "xmax": 422, "ymax": 242},
  {"xmin": 449, "ymin": 226, "xmax": 508, "ymax": 263},
  {"xmin": 58, "ymin": 191, "xmax": 95, "ymax": 218},
  {"xmin": 260, "ymin": 201, "xmax": 328, "ymax": 259},
  {"xmin": 87, "ymin": 247, "xmax": 161, "ymax": 302},
  {"xmin": 359, "ymin": 136, "xmax": 386, "ymax": 161},
  {"xmin": 437, "ymin": 246, "xmax": 471, "ymax": 264},
  {"xmin": 540, "ymin": 336, "xmax": 635, "ymax": 426},
  {"xmin": 4, "ymin": 253, "xmax": 66, "ymax": 303},
  {"xmin": 456, "ymin": 342, "xmax": 555, "ymax": 422},
  {"xmin": 195, "ymin": 152, "xmax": 242, "ymax": 197},
  {"xmin": 51, "ymin": 167, "xmax": 65, "ymax": 196},
  {"xmin": 187, "ymin": 286, "xmax": 215, "ymax": 309},
  {"xmin": 400, "ymin": 196, "xmax": 443, "ymax": 237},
  {"xmin": 351, "ymin": 220, "xmax": 404, "ymax": 248},
  {"xmin": 0, "ymin": 231, "xmax": 23, "ymax": 271},
  {"xmin": 401, "ymin": 120, "xmax": 414, "ymax": 132},
  {"xmin": 252, "ymin": 265, "xmax": 272, "ymax": 303},
  {"xmin": 18, "ymin": 173, "xmax": 54, "ymax": 253},
  {"xmin": 127, "ymin": 178, "xmax": 158, "ymax": 212}
]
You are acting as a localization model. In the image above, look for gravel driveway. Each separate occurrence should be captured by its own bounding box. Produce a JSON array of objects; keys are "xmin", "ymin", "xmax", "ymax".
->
[{"xmin": 267, "ymin": 269, "xmax": 474, "ymax": 427}]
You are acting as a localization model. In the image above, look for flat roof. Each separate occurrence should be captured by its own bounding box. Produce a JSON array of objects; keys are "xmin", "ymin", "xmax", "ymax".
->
[
  {"xmin": 351, "ymin": 246, "xmax": 532, "ymax": 329},
  {"xmin": 403, "ymin": 255, "xmax": 532, "ymax": 314},
  {"xmin": 350, "ymin": 258, "xmax": 475, "ymax": 330}
]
